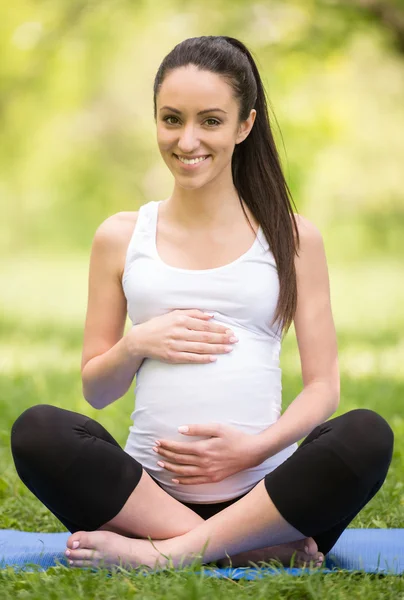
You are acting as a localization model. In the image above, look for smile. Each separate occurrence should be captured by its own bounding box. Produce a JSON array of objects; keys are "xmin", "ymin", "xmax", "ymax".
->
[{"xmin": 174, "ymin": 154, "xmax": 211, "ymax": 169}]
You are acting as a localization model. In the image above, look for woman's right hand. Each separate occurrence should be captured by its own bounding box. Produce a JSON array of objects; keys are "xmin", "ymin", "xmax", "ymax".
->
[{"xmin": 131, "ymin": 309, "xmax": 239, "ymax": 364}]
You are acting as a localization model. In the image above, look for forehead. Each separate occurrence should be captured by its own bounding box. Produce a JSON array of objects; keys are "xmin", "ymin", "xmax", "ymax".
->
[{"xmin": 157, "ymin": 65, "xmax": 234, "ymax": 110}]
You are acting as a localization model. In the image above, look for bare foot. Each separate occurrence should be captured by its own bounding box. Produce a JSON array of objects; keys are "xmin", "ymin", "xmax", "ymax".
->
[
  {"xmin": 262, "ymin": 536, "xmax": 325, "ymax": 568},
  {"xmin": 65, "ymin": 530, "xmax": 171, "ymax": 570},
  {"xmin": 218, "ymin": 536, "xmax": 325, "ymax": 569},
  {"xmin": 65, "ymin": 530, "xmax": 324, "ymax": 571}
]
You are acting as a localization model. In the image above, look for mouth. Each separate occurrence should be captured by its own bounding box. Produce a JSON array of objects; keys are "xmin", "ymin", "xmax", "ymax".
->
[{"xmin": 173, "ymin": 154, "xmax": 211, "ymax": 169}]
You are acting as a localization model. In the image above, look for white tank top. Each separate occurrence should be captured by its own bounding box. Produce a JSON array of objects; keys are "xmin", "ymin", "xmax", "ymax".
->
[{"xmin": 122, "ymin": 200, "xmax": 298, "ymax": 503}]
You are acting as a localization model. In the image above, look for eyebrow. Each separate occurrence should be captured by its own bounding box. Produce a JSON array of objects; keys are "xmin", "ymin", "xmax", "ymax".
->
[{"xmin": 159, "ymin": 106, "xmax": 228, "ymax": 115}]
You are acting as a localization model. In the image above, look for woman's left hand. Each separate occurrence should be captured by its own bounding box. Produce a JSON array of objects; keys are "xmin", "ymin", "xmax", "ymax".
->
[{"xmin": 153, "ymin": 423, "xmax": 262, "ymax": 485}]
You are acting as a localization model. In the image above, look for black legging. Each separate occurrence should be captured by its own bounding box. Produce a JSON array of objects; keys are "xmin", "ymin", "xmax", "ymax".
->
[{"xmin": 10, "ymin": 405, "xmax": 394, "ymax": 557}]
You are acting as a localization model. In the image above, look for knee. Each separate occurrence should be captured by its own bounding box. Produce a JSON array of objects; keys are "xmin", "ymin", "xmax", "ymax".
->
[
  {"xmin": 11, "ymin": 404, "xmax": 61, "ymax": 460},
  {"xmin": 344, "ymin": 408, "xmax": 394, "ymax": 468}
]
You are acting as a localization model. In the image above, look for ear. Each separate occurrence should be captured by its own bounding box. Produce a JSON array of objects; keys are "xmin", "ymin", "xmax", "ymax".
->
[{"xmin": 235, "ymin": 109, "xmax": 257, "ymax": 144}]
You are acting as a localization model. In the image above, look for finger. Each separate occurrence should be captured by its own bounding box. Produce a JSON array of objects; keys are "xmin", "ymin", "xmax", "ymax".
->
[
  {"xmin": 186, "ymin": 315, "xmax": 232, "ymax": 335},
  {"xmin": 181, "ymin": 309, "xmax": 217, "ymax": 322},
  {"xmin": 185, "ymin": 329, "xmax": 236, "ymax": 345},
  {"xmin": 175, "ymin": 476, "xmax": 213, "ymax": 485},
  {"xmin": 158, "ymin": 460, "xmax": 199, "ymax": 476},
  {"xmin": 174, "ymin": 322, "xmax": 234, "ymax": 343},
  {"xmin": 177, "ymin": 309, "xmax": 213, "ymax": 325},
  {"xmin": 172, "ymin": 351, "xmax": 219, "ymax": 364},
  {"xmin": 173, "ymin": 339, "xmax": 234, "ymax": 356},
  {"xmin": 156, "ymin": 440, "xmax": 201, "ymax": 455},
  {"xmin": 177, "ymin": 423, "xmax": 222, "ymax": 437},
  {"xmin": 154, "ymin": 448, "xmax": 202, "ymax": 465}
]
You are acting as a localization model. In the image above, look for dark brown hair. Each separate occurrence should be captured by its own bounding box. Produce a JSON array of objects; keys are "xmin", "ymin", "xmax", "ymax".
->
[{"xmin": 153, "ymin": 35, "xmax": 300, "ymax": 339}]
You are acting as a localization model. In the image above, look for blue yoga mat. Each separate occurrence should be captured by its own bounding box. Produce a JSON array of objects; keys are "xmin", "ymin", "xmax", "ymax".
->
[{"xmin": 0, "ymin": 529, "xmax": 403, "ymax": 577}]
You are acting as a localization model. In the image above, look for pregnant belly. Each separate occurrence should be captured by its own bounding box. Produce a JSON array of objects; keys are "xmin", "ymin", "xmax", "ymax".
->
[
  {"xmin": 134, "ymin": 330, "xmax": 282, "ymax": 429},
  {"xmin": 123, "ymin": 336, "xmax": 289, "ymax": 502}
]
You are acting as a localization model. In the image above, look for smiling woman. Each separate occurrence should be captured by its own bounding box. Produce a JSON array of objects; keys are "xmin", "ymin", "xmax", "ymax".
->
[
  {"xmin": 162, "ymin": 105, "xmax": 224, "ymax": 168},
  {"xmin": 10, "ymin": 35, "xmax": 394, "ymax": 572},
  {"xmin": 122, "ymin": 195, "xmax": 292, "ymax": 502}
]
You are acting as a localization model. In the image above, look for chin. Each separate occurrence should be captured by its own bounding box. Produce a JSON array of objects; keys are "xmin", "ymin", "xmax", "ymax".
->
[{"xmin": 176, "ymin": 180, "xmax": 207, "ymax": 190}]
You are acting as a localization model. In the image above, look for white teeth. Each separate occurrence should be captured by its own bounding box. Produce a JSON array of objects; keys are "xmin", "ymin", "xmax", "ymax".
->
[{"xmin": 177, "ymin": 155, "xmax": 208, "ymax": 165}]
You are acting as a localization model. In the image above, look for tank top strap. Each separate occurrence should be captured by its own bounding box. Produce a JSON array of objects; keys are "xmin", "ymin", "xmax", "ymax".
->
[
  {"xmin": 137, "ymin": 200, "xmax": 158, "ymax": 236},
  {"xmin": 122, "ymin": 200, "xmax": 159, "ymax": 285}
]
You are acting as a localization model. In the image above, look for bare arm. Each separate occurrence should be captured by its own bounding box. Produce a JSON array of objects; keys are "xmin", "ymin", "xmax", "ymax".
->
[
  {"xmin": 254, "ymin": 215, "xmax": 340, "ymax": 460},
  {"xmin": 81, "ymin": 212, "xmax": 145, "ymax": 410}
]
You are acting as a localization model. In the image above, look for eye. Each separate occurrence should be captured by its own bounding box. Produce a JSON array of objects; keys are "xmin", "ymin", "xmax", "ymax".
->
[
  {"xmin": 163, "ymin": 116, "xmax": 179, "ymax": 125},
  {"xmin": 162, "ymin": 116, "xmax": 221, "ymax": 127}
]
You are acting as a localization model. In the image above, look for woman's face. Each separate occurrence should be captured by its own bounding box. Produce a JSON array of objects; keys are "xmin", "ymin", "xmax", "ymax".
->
[{"xmin": 155, "ymin": 65, "xmax": 256, "ymax": 188}]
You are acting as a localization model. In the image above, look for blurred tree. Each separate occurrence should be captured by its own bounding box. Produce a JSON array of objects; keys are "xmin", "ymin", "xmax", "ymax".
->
[
  {"xmin": 342, "ymin": 0, "xmax": 404, "ymax": 54},
  {"xmin": 0, "ymin": 0, "xmax": 403, "ymax": 260}
]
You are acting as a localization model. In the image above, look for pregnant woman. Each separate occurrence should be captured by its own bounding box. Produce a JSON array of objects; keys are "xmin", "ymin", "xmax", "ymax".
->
[{"xmin": 11, "ymin": 35, "xmax": 394, "ymax": 571}]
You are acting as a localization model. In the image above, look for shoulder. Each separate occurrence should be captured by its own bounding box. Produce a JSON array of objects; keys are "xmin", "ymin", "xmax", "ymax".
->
[
  {"xmin": 92, "ymin": 211, "xmax": 139, "ymax": 257},
  {"xmin": 291, "ymin": 213, "xmax": 328, "ymax": 278},
  {"xmin": 292, "ymin": 213, "xmax": 323, "ymax": 244},
  {"xmin": 92, "ymin": 211, "xmax": 139, "ymax": 280},
  {"xmin": 94, "ymin": 211, "xmax": 139, "ymax": 241}
]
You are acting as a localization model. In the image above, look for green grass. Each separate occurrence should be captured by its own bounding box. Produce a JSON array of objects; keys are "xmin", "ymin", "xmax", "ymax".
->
[{"xmin": 0, "ymin": 256, "xmax": 403, "ymax": 598}]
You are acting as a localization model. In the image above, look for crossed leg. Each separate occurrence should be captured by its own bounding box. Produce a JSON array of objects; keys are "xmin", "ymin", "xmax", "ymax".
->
[
  {"xmin": 10, "ymin": 404, "xmax": 322, "ymax": 570},
  {"xmin": 13, "ymin": 406, "xmax": 392, "ymax": 571},
  {"xmin": 65, "ymin": 470, "xmax": 324, "ymax": 569}
]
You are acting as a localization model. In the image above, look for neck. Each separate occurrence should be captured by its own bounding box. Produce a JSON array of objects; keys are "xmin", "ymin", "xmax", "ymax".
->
[{"xmin": 162, "ymin": 176, "xmax": 249, "ymax": 231}]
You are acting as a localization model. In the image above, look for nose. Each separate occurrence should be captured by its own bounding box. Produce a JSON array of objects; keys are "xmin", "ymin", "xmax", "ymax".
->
[{"xmin": 177, "ymin": 124, "xmax": 200, "ymax": 153}]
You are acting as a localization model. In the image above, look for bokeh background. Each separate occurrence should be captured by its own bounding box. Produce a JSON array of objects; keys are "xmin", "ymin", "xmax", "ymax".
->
[{"xmin": 0, "ymin": 0, "xmax": 403, "ymax": 531}]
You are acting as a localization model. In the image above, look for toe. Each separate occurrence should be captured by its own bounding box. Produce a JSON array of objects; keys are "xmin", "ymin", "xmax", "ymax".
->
[
  {"xmin": 66, "ymin": 531, "xmax": 85, "ymax": 550},
  {"xmin": 288, "ymin": 550, "xmax": 310, "ymax": 568},
  {"xmin": 68, "ymin": 549, "xmax": 100, "ymax": 561},
  {"xmin": 304, "ymin": 536, "xmax": 318, "ymax": 556},
  {"xmin": 66, "ymin": 530, "xmax": 95, "ymax": 551},
  {"xmin": 293, "ymin": 550, "xmax": 324, "ymax": 569},
  {"xmin": 316, "ymin": 553, "xmax": 325, "ymax": 566},
  {"xmin": 68, "ymin": 559, "xmax": 94, "ymax": 569}
]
